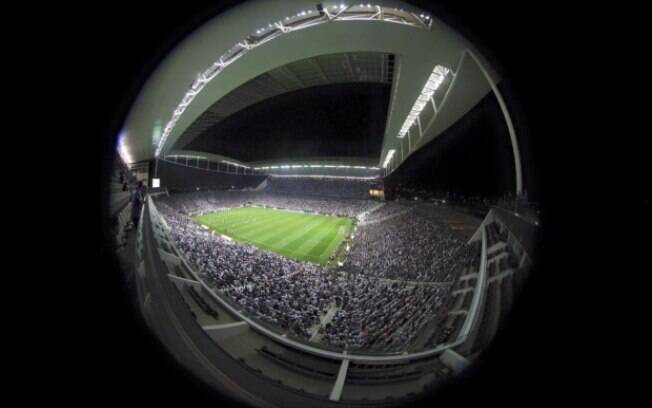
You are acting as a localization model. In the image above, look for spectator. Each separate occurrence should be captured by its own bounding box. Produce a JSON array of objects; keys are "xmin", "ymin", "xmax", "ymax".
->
[
  {"xmin": 129, "ymin": 181, "xmax": 145, "ymax": 229},
  {"xmin": 153, "ymin": 189, "xmax": 479, "ymax": 352}
]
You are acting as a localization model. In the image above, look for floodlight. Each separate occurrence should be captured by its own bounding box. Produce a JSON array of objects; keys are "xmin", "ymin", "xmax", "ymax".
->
[{"xmin": 397, "ymin": 65, "xmax": 450, "ymax": 139}]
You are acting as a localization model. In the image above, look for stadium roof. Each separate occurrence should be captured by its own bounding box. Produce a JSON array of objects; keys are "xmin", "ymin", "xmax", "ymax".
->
[
  {"xmin": 175, "ymin": 52, "xmax": 393, "ymax": 157},
  {"xmin": 181, "ymin": 80, "xmax": 390, "ymax": 161},
  {"xmin": 119, "ymin": 0, "xmax": 499, "ymax": 175}
]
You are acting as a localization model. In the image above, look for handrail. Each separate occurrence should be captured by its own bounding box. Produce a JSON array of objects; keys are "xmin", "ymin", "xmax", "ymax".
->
[{"xmin": 147, "ymin": 196, "xmax": 483, "ymax": 363}]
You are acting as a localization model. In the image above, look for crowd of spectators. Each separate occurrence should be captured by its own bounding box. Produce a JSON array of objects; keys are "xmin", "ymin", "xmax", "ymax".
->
[
  {"xmin": 248, "ymin": 194, "xmax": 374, "ymax": 218},
  {"xmin": 266, "ymin": 176, "xmax": 370, "ymax": 200},
  {"xmin": 156, "ymin": 190, "xmax": 248, "ymax": 214},
  {"xmin": 321, "ymin": 278, "xmax": 448, "ymax": 351},
  {"xmin": 156, "ymin": 190, "xmax": 376, "ymax": 218},
  {"xmin": 154, "ymin": 190, "xmax": 476, "ymax": 352},
  {"xmin": 345, "ymin": 212, "xmax": 476, "ymax": 282},
  {"xmin": 393, "ymin": 185, "xmax": 540, "ymax": 221}
]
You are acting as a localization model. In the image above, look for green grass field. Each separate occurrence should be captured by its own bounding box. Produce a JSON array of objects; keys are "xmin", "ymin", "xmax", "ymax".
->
[{"xmin": 193, "ymin": 206, "xmax": 353, "ymax": 265}]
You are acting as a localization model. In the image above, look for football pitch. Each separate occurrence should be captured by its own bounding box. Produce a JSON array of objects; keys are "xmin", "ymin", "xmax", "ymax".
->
[{"xmin": 193, "ymin": 206, "xmax": 353, "ymax": 265}]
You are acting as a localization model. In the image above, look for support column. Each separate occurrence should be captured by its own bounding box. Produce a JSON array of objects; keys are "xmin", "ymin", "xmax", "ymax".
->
[
  {"xmin": 440, "ymin": 349, "xmax": 470, "ymax": 374},
  {"xmin": 457, "ymin": 226, "xmax": 488, "ymax": 344},
  {"xmin": 465, "ymin": 49, "xmax": 523, "ymax": 195},
  {"xmin": 329, "ymin": 358, "xmax": 350, "ymax": 401}
]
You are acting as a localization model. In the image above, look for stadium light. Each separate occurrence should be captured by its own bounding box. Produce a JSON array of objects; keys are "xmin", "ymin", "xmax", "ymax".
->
[
  {"xmin": 117, "ymin": 131, "xmax": 133, "ymax": 164},
  {"xmin": 251, "ymin": 163, "xmax": 380, "ymax": 171},
  {"xmin": 269, "ymin": 174, "xmax": 379, "ymax": 180},
  {"xmin": 382, "ymin": 149, "xmax": 396, "ymax": 168},
  {"xmin": 397, "ymin": 65, "xmax": 451, "ymax": 139}
]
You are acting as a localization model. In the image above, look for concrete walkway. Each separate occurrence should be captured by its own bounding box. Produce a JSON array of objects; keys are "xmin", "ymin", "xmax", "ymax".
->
[
  {"xmin": 309, "ymin": 302, "xmax": 340, "ymax": 342},
  {"xmin": 358, "ymin": 208, "xmax": 412, "ymax": 226},
  {"xmin": 370, "ymin": 276, "xmax": 454, "ymax": 287},
  {"xmin": 356, "ymin": 202, "xmax": 386, "ymax": 220}
]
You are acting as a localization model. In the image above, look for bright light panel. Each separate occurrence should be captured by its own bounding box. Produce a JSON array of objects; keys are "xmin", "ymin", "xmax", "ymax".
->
[{"xmin": 398, "ymin": 65, "xmax": 450, "ymax": 139}]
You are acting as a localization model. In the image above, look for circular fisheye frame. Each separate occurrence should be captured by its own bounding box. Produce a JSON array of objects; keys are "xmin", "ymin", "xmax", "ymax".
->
[{"xmin": 107, "ymin": 1, "xmax": 540, "ymax": 406}]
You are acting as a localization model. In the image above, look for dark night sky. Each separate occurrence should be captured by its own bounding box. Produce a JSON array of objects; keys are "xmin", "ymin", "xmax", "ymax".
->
[
  {"xmin": 184, "ymin": 83, "xmax": 390, "ymax": 161},
  {"xmin": 386, "ymin": 90, "xmax": 524, "ymax": 199}
]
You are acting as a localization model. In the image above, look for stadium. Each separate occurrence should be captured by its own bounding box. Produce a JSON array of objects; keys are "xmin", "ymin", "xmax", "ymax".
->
[{"xmin": 107, "ymin": 1, "xmax": 540, "ymax": 406}]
